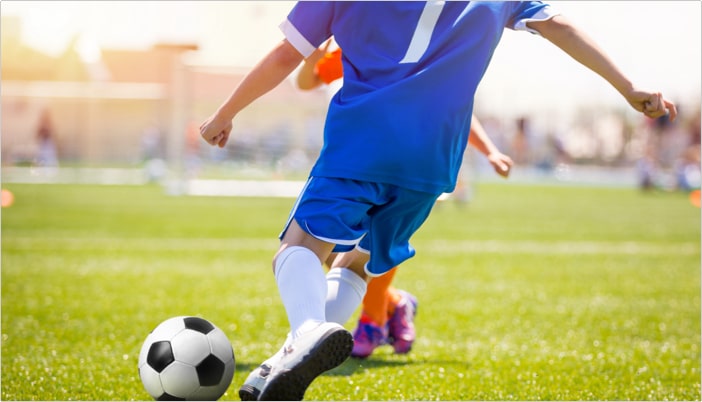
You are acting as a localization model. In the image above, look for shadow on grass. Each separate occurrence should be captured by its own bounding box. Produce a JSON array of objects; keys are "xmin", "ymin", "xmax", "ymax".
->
[
  {"xmin": 329, "ymin": 357, "xmax": 408, "ymax": 376},
  {"xmin": 328, "ymin": 354, "xmax": 473, "ymax": 377},
  {"xmin": 233, "ymin": 359, "xmax": 407, "ymax": 378},
  {"xmin": 235, "ymin": 353, "xmax": 472, "ymax": 379}
]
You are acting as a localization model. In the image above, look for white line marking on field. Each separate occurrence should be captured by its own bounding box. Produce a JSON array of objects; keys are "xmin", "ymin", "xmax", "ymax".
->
[
  {"xmin": 413, "ymin": 239, "xmax": 700, "ymax": 256},
  {"xmin": 187, "ymin": 180, "xmax": 305, "ymax": 198},
  {"xmin": 7, "ymin": 237, "xmax": 699, "ymax": 256}
]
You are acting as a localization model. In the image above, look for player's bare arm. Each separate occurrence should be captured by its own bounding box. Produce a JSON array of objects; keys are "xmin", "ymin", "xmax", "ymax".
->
[
  {"xmin": 201, "ymin": 39, "xmax": 304, "ymax": 147},
  {"xmin": 527, "ymin": 15, "xmax": 677, "ymax": 121},
  {"xmin": 296, "ymin": 49, "xmax": 326, "ymax": 90},
  {"xmin": 297, "ymin": 40, "xmax": 333, "ymax": 90},
  {"xmin": 468, "ymin": 115, "xmax": 513, "ymax": 177}
]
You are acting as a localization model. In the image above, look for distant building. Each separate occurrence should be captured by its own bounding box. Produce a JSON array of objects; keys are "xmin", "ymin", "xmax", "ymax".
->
[{"xmin": 1, "ymin": 16, "xmax": 328, "ymax": 168}]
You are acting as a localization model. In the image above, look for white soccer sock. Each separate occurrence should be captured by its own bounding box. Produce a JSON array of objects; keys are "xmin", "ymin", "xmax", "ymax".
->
[
  {"xmin": 325, "ymin": 267, "xmax": 367, "ymax": 325},
  {"xmin": 274, "ymin": 246, "xmax": 327, "ymax": 340}
]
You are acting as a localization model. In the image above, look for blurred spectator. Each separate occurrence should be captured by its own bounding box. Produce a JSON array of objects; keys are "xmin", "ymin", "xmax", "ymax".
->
[
  {"xmin": 511, "ymin": 116, "xmax": 532, "ymax": 165},
  {"xmin": 141, "ymin": 122, "xmax": 165, "ymax": 182},
  {"xmin": 676, "ymin": 108, "xmax": 701, "ymax": 191},
  {"xmin": 35, "ymin": 108, "xmax": 58, "ymax": 168},
  {"xmin": 637, "ymin": 144, "xmax": 659, "ymax": 191},
  {"xmin": 141, "ymin": 122, "xmax": 163, "ymax": 162},
  {"xmin": 687, "ymin": 106, "xmax": 701, "ymax": 148},
  {"xmin": 185, "ymin": 120, "xmax": 202, "ymax": 178},
  {"xmin": 675, "ymin": 145, "xmax": 701, "ymax": 191},
  {"xmin": 535, "ymin": 131, "xmax": 570, "ymax": 173}
]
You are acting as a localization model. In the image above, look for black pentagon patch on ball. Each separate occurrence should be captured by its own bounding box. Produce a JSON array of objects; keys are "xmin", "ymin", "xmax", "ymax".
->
[
  {"xmin": 196, "ymin": 354, "xmax": 226, "ymax": 386},
  {"xmin": 147, "ymin": 341, "xmax": 174, "ymax": 373},
  {"xmin": 183, "ymin": 317, "xmax": 215, "ymax": 334},
  {"xmin": 157, "ymin": 392, "xmax": 186, "ymax": 401}
]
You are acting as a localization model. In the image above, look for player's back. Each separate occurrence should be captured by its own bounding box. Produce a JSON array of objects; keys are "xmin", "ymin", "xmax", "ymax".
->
[{"xmin": 286, "ymin": 1, "xmax": 553, "ymax": 193}]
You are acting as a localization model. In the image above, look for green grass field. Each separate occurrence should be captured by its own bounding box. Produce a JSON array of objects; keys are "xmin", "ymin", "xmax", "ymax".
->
[{"xmin": 2, "ymin": 182, "xmax": 700, "ymax": 400}]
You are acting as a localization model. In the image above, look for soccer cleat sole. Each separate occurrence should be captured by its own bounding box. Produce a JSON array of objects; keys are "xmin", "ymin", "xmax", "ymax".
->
[
  {"xmin": 238, "ymin": 385, "xmax": 259, "ymax": 401},
  {"xmin": 239, "ymin": 363, "xmax": 271, "ymax": 401},
  {"xmin": 258, "ymin": 327, "xmax": 353, "ymax": 401}
]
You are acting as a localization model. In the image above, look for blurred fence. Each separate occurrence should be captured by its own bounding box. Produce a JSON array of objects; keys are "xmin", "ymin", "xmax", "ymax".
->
[{"xmin": 2, "ymin": 57, "xmax": 699, "ymax": 194}]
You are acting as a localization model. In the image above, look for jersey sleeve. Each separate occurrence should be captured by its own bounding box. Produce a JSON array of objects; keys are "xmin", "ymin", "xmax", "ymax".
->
[
  {"xmin": 509, "ymin": 2, "xmax": 561, "ymax": 35},
  {"xmin": 279, "ymin": 1, "xmax": 335, "ymax": 58}
]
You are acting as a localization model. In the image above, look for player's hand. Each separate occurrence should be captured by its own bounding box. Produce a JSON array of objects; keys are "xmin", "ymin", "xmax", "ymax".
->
[
  {"xmin": 487, "ymin": 152, "xmax": 513, "ymax": 178},
  {"xmin": 200, "ymin": 114, "xmax": 233, "ymax": 148},
  {"xmin": 626, "ymin": 89, "xmax": 677, "ymax": 121}
]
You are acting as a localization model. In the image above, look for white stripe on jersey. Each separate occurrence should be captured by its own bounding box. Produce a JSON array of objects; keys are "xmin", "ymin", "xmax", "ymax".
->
[{"xmin": 399, "ymin": 1, "xmax": 445, "ymax": 64}]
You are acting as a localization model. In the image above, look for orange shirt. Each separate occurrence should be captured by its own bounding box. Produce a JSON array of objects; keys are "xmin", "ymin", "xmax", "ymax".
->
[{"xmin": 314, "ymin": 48, "xmax": 343, "ymax": 85}]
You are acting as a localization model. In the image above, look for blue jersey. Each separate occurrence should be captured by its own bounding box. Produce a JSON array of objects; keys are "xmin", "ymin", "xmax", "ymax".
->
[{"xmin": 281, "ymin": 1, "xmax": 557, "ymax": 193}]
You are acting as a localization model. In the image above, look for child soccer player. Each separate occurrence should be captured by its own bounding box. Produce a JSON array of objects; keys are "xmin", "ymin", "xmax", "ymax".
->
[
  {"xmin": 297, "ymin": 42, "xmax": 514, "ymax": 359},
  {"xmin": 200, "ymin": 2, "xmax": 676, "ymax": 400}
]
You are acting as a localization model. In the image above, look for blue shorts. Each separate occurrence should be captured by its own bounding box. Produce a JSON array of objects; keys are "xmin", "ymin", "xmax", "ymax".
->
[{"xmin": 279, "ymin": 176, "xmax": 440, "ymax": 276}]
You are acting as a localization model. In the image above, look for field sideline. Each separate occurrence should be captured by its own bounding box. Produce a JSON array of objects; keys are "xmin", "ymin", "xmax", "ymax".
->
[{"xmin": 1, "ymin": 183, "xmax": 700, "ymax": 400}]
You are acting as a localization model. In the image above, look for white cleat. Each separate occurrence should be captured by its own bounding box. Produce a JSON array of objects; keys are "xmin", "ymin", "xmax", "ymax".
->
[
  {"xmin": 257, "ymin": 322, "xmax": 353, "ymax": 401},
  {"xmin": 239, "ymin": 334, "xmax": 291, "ymax": 401}
]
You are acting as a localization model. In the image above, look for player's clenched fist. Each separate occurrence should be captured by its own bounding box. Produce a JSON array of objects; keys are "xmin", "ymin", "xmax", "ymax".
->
[
  {"xmin": 624, "ymin": 89, "xmax": 677, "ymax": 121},
  {"xmin": 200, "ymin": 114, "xmax": 233, "ymax": 148}
]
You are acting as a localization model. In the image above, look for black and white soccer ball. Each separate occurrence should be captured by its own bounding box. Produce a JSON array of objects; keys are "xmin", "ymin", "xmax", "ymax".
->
[{"xmin": 138, "ymin": 316, "xmax": 235, "ymax": 401}]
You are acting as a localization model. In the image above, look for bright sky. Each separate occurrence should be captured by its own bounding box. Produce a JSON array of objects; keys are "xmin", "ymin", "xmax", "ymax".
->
[{"xmin": 3, "ymin": 1, "xmax": 700, "ymax": 121}]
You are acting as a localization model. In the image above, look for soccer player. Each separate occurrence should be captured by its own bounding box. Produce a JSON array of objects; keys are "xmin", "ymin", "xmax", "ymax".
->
[
  {"xmin": 297, "ymin": 41, "xmax": 514, "ymax": 359},
  {"xmin": 200, "ymin": 2, "xmax": 676, "ymax": 400}
]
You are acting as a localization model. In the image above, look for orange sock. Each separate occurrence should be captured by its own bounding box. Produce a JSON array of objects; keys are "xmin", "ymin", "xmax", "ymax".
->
[{"xmin": 361, "ymin": 266, "xmax": 398, "ymax": 326}]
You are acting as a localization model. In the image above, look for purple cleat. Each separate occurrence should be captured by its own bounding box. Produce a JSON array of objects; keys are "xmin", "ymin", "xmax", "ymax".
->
[
  {"xmin": 351, "ymin": 316, "xmax": 388, "ymax": 359},
  {"xmin": 387, "ymin": 290, "xmax": 418, "ymax": 354}
]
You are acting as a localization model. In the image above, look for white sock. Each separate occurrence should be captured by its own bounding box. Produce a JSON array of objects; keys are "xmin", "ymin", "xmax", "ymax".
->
[
  {"xmin": 325, "ymin": 267, "xmax": 367, "ymax": 325},
  {"xmin": 274, "ymin": 246, "xmax": 327, "ymax": 340}
]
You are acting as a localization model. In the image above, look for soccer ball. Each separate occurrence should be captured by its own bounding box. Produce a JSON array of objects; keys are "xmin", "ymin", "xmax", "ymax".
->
[{"xmin": 138, "ymin": 316, "xmax": 235, "ymax": 400}]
